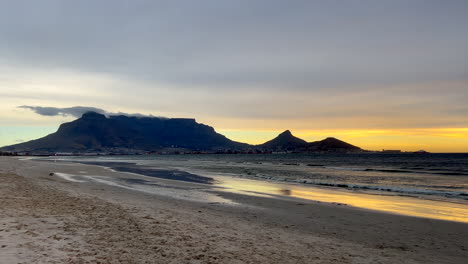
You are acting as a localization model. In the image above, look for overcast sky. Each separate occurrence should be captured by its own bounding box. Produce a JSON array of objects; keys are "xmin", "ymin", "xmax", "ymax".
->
[{"xmin": 1, "ymin": 0, "xmax": 467, "ymax": 151}]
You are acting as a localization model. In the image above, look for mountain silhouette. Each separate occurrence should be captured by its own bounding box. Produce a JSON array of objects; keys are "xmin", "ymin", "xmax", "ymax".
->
[
  {"xmin": 1, "ymin": 112, "xmax": 362, "ymax": 153},
  {"xmin": 2, "ymin": 112, "xmax": 247, "ymax": 152},
  {"xmin": 306, "ymin": 137, "xmax": 361, "ymax": 152},
  {"xmin": 257, "ymin": 130, "xmax": 308, "ymax": 151},
  {"xmin": 257, "ymin": 131, "xmax": 361, "ymax": 152}
]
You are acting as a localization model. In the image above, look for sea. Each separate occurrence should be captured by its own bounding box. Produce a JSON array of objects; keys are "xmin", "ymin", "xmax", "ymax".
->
[{"xmin": 42, "ymin": 153, "xmax": 468, "ymax": 203}]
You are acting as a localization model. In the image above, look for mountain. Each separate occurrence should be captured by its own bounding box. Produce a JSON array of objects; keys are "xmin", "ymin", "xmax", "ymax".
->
[
  {"xmin": 1, "ymin": 112, "xmax": 248, "ymax": 152},
  {"xmin": 306, "ymin": 137, "xmax": 361, "ymax": 152},
  {"xmin": 256, "ymin": 131, "xmax": 361, "ymax": 153},
  {"xmin": 1, "ymin": 112, "xmax": 363, "ymax": 153},
  {"xmin": 257, "ymin": 130, "xmax": 308, "ymax": 151}
]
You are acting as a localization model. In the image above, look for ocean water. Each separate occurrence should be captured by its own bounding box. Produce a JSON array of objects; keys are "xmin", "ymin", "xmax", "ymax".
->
[{"xmin": 43, "ymin": 153, "xmax": 468, "ymax": 203}]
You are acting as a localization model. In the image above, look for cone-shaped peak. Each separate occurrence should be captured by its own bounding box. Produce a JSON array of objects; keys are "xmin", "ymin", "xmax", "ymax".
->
[
  {"xmin": 278, "ymin": 130, "xmax": 293, "ymax": 137},
  {"xmin": 258, "ymin": 130, "xmax": 308, "ymax": 150}
]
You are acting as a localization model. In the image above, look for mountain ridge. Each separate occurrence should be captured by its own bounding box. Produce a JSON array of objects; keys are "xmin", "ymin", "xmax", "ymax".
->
[{"xmin": 1, "ymin": 112, "xmax": 362, "ymax": 153}]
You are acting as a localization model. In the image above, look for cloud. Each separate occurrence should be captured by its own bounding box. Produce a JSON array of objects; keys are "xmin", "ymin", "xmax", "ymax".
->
[
  {"xmin": 0, "ymin": 0, "xmax": 466, "ymax": 91},
  {"xmin": 18, "ymin": 106, "xmax": 107, "ymax": 118},
  {"xmin": 1, "ymin": 1, "xmax": 467, "ymax": 135},
  {"xmin": 18, "ymin": 105, "xmax": 160, "ymax": 118}
]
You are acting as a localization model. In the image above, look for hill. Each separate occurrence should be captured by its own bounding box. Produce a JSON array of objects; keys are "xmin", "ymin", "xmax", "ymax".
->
[
  {"xmin": 257, "ymin": 131, "xmax": 361, "ymax": 153},
  {"xmin": 306, "ymin": 137, "xmax": 361, "ymax": 152},
  {"xmin": 257, "ymin": 130, "xmax": 308, "ymax": 151}
]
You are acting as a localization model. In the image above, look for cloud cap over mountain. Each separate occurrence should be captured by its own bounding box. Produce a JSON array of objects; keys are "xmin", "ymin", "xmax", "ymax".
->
[
  {"xmin": 18, "ymin": 106, "xmax": 159, "ymax": 118},
  {"xmin": 18, "ymin": 106, "xmax": 107, "ymax": 118}
]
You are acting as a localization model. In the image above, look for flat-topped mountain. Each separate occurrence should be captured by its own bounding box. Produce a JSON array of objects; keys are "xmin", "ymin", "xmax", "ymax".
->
[
  {"xmin": 1, "ymin": 112, "xmax": 362, "ymax": 153},
  {"xmin": 2, "ymin": 112, "xmax": 248, "ymax": 152}
]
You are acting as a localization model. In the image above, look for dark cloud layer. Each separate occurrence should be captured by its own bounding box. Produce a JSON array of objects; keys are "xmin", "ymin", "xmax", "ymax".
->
[
  {"xmin": 18, "ymin": 106, "xmax": 158, "ymax": 119},
  {"xmin": 0, "ymin": 0, "xmax": 467, "ymax": 90},
  {"xmin": 18, "ymin": 106, "xmax": 107, "ymax": 118}
]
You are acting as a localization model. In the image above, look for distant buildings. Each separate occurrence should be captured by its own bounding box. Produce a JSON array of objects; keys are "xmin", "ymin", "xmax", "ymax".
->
[
  {"xmin": 382, "ymin": 149, "xmax": 402, "ymax": 153},
  {"xmin": 414, "ymin": 150, "xmax": 429, "ymax": 154},
  {"xmin": 380, "ymin": 149, "xmax": 430, "ymax": 154},
  {"xmin": 0, "ymin": 151, "xmax": 18, "ymax": 156}
]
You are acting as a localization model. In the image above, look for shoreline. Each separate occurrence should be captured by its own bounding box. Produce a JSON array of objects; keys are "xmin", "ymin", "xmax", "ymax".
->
[
  {"xmin": 31, "ymin": 157, "xmax": 468, "ymax": 223},
  {"xmin": 30, "ymin": 154, "xmax": 468, "ymax": 203},
  {"xmin": 1, "ymin": 157, "xmax": 468, "ymax": 263}
]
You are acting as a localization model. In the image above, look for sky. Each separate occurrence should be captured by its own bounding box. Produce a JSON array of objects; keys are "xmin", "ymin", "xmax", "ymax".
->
[{"xmin": 0, "ymin": 0, "xmax": 467, "ymax": 152}]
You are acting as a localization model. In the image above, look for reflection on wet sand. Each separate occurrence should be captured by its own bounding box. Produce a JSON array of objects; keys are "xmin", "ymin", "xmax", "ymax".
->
[
  {"xmin": 213, "ymin": 176, "xmax": 468, "ymax": 223},
  {"xmin": 47, "ymin": 158, "xmax": 468, "ymax": 223}
]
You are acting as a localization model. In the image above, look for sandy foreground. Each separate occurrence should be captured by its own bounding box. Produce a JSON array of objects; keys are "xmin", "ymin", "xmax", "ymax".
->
[{"xmin": 0, "ymin": 157, "xmax": 467, "ymax": 263}]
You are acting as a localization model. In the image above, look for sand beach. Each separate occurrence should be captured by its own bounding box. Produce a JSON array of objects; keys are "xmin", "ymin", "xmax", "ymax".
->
[{"xmin": 1, "ymin": 157, "xmax": 467, "ymax": 263}]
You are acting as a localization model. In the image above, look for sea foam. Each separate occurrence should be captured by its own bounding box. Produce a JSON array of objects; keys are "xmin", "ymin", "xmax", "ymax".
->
[{"xmin": 54, "ymin": 173, "xmax": 88, "ymax": 183}]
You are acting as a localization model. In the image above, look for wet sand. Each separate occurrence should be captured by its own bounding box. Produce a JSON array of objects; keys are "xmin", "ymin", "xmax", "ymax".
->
[
  {"xmin": 46, "ymin": 158, "xmax": 468, "ymax": 222},
  {"xmin": 1, "ymin": 157, "xmax": 467, "ymax": 263}
]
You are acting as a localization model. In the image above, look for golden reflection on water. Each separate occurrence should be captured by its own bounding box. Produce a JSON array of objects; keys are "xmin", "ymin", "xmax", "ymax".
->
[{"xmin": 214, "ymin": 176, "xmax": 468, "ymax": 223}]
